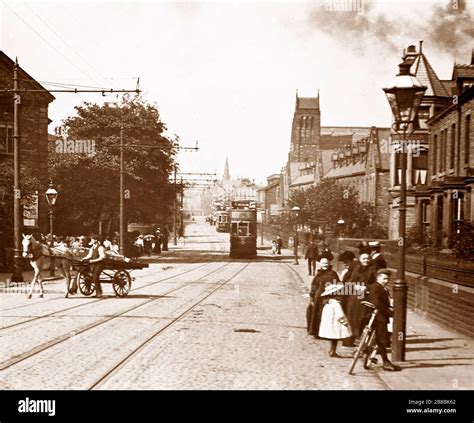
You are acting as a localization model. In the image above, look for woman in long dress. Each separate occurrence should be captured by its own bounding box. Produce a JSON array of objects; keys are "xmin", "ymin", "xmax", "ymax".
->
[
  {"xmin": 307, "ymin": 254, "xmax": 340, "ymax": 338},
  {"xmin": 319, "ymin": 284, "xmax": 352, "ymax": 357}
]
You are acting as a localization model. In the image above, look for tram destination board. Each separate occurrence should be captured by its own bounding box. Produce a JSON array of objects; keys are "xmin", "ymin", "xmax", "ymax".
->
[{"xmin": 230, "ymin": 200, "xmax": 256, "ymax": 209}]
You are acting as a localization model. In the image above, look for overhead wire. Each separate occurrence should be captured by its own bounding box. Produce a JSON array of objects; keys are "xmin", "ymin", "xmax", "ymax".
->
[
  {"xmin": 24, "ymin": 1, "xmax": 107, "ymax": 82},
  {"xmin": 1, "ymin": 0, "xmax": 98, "ymax": 83}
]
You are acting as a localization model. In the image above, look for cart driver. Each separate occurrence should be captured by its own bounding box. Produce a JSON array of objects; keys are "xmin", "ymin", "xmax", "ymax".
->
[{"xmin": 82, "ymin": 233, "xmax": 106, "ymax": 298}]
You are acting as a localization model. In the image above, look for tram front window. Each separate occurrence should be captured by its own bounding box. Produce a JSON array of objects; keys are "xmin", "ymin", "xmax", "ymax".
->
[{"xmin": 231, "ymin": 222, "xmax": 250, "ymax": 236}]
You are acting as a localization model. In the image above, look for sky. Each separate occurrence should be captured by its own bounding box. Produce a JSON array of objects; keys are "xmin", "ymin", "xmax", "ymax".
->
[{"xmin": 1, "ymin": 0, "xmax": 473, "ymax": 185}]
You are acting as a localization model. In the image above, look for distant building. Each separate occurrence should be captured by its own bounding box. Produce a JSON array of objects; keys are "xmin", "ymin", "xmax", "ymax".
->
[
  {"xmin": 204, "ymin": 158, "xmax": 260, "ymax": 211},
  {"xmin": 323, "ymin": 127, "xmax": 391, "ymax": 230}
]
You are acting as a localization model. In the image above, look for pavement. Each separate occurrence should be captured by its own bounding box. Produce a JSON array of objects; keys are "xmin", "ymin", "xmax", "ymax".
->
[{"xmin": 267, "ymin": 237, "xmax": 474, "ymax": 390}]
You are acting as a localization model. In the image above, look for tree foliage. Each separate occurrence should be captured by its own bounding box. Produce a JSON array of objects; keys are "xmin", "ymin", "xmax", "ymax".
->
[
  {"xmin": 49, "ymin": 95, "xmax": 177, "ymax": 235},
  {"xmin": 287, "ymin": 179, "xmax": 387, "ymax": 238},
  {"xmin": 0, "ymin": 162, "xmax": 39, "ymax": 245}
]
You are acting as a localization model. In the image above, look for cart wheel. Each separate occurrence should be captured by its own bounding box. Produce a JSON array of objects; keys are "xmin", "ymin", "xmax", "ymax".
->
[
  {"xmin": 78, "ymin": 270, "xmax": 95, "ymax": 296},
  {"xmin": 113, "ymin": 270, "xmax": 131, "ymax": 297}
]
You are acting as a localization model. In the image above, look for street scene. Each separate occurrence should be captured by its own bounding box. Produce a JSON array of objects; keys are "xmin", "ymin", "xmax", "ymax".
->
[{"xmin": 0, "ymin": 0, "xmax": 473, "ymax": 417}]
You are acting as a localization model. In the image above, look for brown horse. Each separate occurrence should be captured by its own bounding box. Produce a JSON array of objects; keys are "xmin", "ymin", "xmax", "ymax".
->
[{"xmin": 21, "ymin": 234, "xmax": 73, "ymax": 299}]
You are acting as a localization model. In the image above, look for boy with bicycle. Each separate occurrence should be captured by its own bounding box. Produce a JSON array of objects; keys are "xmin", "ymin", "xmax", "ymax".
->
[{"xmin": 367, "ymin": 268, "xmax": 401, "ymax": 371}]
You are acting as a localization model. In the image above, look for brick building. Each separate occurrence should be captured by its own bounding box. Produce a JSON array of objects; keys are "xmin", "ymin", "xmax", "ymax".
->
[
  {"xmin": 323, "ymin": 126, "xmax": 391, "ymax": 230},
  {"xmin": 0, "ymin": 52, "xmax": 54, "ymax": 262},
  {"xmin": 423, "ymin": 57, "xmax": 474, "ymax": 247},
  {"xmin": 387, "ymin": 43, "xmax": 452, "ymax": 240}
]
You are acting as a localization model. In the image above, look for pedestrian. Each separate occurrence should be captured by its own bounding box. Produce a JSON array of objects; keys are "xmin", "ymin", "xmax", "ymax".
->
[
  {"xmin": 368, "ymin": 241, "xmax": 387, "ymax": 271},
  {"xmin": 271, "ymin": 239, "xmax": 277, "ymax": 254},
  {"xmin": 154, "ymin": 228, "xmax": 162, "ymax": 254},
  {"xmin": 134, "ymin": 235, "xmax": 144, "ymax": 257},
  {"xmin": 304, "ymin": 238, "xmax": 319, "ymax": 276},
  {"xmin": 318, "ymin": 283, "xmax": 352, "ymax": 357},
  {"xmin": 338, "ymin": 250, "xmax": 357, "ymax": 281},
  {"xmin": 276, "ymin": 235, "xmax": 283, "ymax": 255},
  {"xmin": 366, "ymin": 268, "xmax": 401, "ymax": 371},
  {"xmin": 307, "ymin": 253, "xmax": 340, "ymax": 338},
  {"xmin": 162, "ymin": 225, "xmax": 169, "ymax": 251},
  {"xmin": 344, "ymin": 251, "xmax": 377, "ymax": 344}
]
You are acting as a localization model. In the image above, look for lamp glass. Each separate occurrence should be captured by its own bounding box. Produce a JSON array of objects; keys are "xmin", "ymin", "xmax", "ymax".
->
[{"xmin": 45, "ymin": 187, "xmax": 58, "ymax": 206}]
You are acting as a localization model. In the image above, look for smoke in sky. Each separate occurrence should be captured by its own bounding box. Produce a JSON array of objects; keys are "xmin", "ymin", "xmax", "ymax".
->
[{"xmin": 306, "ymin": 0, "xmax": 473, "ymax": 59}]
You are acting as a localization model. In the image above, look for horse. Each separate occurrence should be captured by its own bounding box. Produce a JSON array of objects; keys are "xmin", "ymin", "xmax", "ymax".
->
[{"xmin": 21, "ymin": 234, "xmax": 74, "ymax": 299}]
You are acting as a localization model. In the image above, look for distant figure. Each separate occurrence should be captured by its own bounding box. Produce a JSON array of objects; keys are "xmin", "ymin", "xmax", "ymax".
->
[
  {"xmin": 304, "ymin": 239, "xmax": 319, "ymax": 276},
  {"xmin": 276, "ymin": 235, "xmax": 283, "ymax": 255},
  {"xmin": 271, "ymin": 240, "xmax": 277, "ymax": 254},
  {"xmin": 154, "ymin": 228, "xmax": 162, "ymax": 254},
  {"xmin": 162, "ymin": 225, "xmax": 169, "ymax": 251}
]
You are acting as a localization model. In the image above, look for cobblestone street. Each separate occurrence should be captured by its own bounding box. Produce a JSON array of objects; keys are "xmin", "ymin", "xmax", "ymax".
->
[{"xmin": 0, "ymin": 219, "xmax": 388, "ymax": 390}]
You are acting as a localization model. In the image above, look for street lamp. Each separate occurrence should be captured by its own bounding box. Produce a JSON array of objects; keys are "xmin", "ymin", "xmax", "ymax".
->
[
  {"xmin": 260, "ymin": 210, "xmax": 265, "ymax": 246},
  {"xmin": 383, "ymin": 57, "xmax": 426, "ymax": 362},
  {"xmin": 291, "ymin": 206, "xmax": 300, "ymax": 265},
  {"xmin": 45, "ymin": 180, "xmax": 58, "ymax": 236},
  {"xmin": 337, "ymin": 218, "xmax": 345, "ymax": 237},
  {"xmin": 45, "ymin": 181, "xmax": 58, "ymax": 276}
]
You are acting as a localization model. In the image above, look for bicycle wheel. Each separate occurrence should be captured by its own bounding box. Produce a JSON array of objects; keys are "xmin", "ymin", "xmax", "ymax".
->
[
  {"xmin": 363, "ymin": 331, "xmax": 377, "ymax": 369},
  {"xmin": 348, "ymin": 328, "xmax": 371, "ymax": 375}
]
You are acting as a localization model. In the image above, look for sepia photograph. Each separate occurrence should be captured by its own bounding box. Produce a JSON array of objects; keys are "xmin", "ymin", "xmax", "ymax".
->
[{"xmin": 0, "ymin": 0, "xmax": 473, "ymax": 418}]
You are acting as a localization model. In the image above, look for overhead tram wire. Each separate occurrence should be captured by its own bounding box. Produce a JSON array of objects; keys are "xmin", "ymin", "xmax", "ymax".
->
[
  {"xmin": 1, "ymin": 0, "xmax": 99, "ymax": 84},
  {"xmin": 23, "ymin": 1, "xmax": 107, "ymax": 82}
]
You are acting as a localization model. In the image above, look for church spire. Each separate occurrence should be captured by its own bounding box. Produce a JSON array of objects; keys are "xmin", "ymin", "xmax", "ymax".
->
[{"xmin": 223, "ymin": 157, "xmax": 230, "ymax": 185}]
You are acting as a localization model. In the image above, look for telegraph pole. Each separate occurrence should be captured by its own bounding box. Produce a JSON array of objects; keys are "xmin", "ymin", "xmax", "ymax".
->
[
  {"xmin": 119, "ymin": 125, "xmax": 125, "ymax": 255},
  {"xmin": 11, "ymin": 59, "xmax": 22, "ymax": 282},
  {"xmin": 173, "ymin": 165, "xmax": 177, "ymax": 245}
]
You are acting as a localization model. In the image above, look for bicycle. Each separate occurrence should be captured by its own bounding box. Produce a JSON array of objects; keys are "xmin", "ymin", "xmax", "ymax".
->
[{"xmin": 348, "ymin": 301, "xmax": 378, "ymax": 375}]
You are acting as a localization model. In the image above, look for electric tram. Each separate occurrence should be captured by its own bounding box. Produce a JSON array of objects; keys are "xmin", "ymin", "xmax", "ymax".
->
[
  {"xmin": 216, "ymin": 210, "xmax": 230, "ymax": 232},
  {"xmin": 229, "ymin": 200, "xmax": 257, "ymax": 258}
]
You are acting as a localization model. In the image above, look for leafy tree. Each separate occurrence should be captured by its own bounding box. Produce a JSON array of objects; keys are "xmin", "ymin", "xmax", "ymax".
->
[
  {"xmin": 0, "ymin": 162, "xmax": 39, "ymax": 245},
  {"xmin": 49, "ymin": 95, "xmax": 177, "ymax": 235},
  {"xmin": 287, "ymin": 179, "xmax": 387, "ymax": 238}
]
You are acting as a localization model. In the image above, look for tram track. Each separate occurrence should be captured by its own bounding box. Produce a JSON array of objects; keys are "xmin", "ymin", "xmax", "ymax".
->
[
  {"xmin": 0, "ymin": 261, "xmax": 214, "ymax": 331},
  {"xmin": 0, "ymin": 260, "xmax": 235, "ymax": 371},
  {"xmin": 89, "ymin": 262, "xmax": 249, "ymax": 390}
]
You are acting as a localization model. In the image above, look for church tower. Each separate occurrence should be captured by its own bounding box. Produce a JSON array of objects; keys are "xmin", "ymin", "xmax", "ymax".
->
[
  {"xmin": 287, "ymin": 91, "xmax": 321, "ymax": 187},
  {"xmin": 290, "ymin": 91, "xmax": 321, "ymax": 161}
]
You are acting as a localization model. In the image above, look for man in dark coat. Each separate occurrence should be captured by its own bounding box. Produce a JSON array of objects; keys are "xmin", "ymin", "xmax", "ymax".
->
[
  {"xmin": 307, "ymin": 253, "xmax": 340, "ymax": 337},
  {"xmin": 276, "ymin": 235, "xmax": 283, "ymax": 255},
  {"xmin": 162, "ymin": 225, "xmax": 169, "ymax": 251},
  {"xmin": 304, "ymin": 240, "xmax": 319, "ymax": 276},
  {"xmin": 367, "ymin": 268, "xmax": 401, "ymax": 371},
  {"xmin": 368, "ymin": 241, "xmax": 387, "ymax": 271}
]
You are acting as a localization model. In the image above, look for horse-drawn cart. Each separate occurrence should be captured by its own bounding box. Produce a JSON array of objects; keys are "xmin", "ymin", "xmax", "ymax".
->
[{"xmin": 73, "ymin": 258, "xmax": 148, "ymax": 297}]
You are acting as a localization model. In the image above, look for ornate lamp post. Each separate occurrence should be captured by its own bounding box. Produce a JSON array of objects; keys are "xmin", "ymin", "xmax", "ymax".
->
[
  {"xmin": 45, "ymin": 181, "xmax": 58, "ymax": 276},
  {"xmin": 383, "ymin": 58, "xmax": 426, "ymax": 362},
  {"xmin": 291, "ymin": 206, "xmax": 300, "ymax": 265}
]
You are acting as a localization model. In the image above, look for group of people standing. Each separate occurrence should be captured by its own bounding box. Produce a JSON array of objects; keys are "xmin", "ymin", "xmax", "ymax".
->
[
  {"xmin": 305, "ymin": 240, "xmax": 401, "ymax": 371},
  {"xmin": 133, "ymin": 226, "xmax": 169, "ymax": 257}
]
